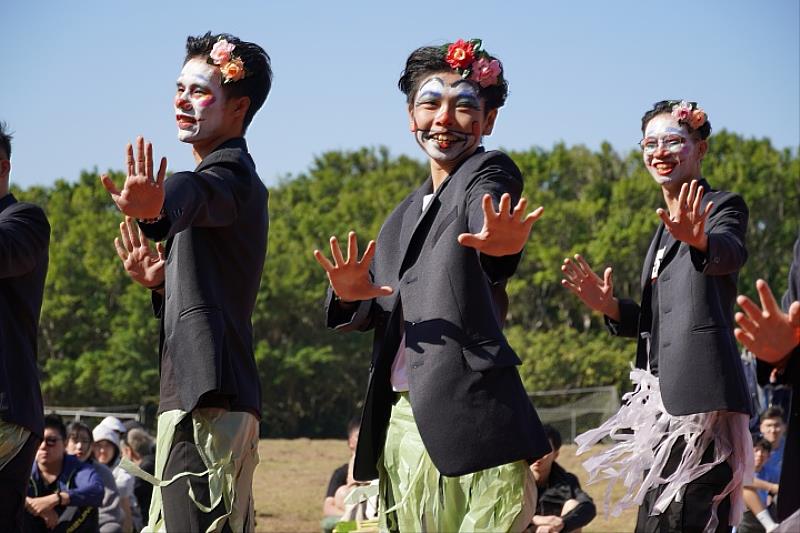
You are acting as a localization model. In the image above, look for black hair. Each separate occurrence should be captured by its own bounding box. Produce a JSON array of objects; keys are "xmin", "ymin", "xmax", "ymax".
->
[
  {"xmin": 761, "ymin": 406, "xmax": 785, "ymax": 423},
  {"xmin": 641, "ymin": 100, "xmax": 712, "ymax": 140},
  {"xmin": 398, "ymin": 44, "xmax": 508, "ymax": 111},
  {"xmin": 0, "ymin": 121, "xmax": 12, "ymax": 159},
  {"xmin": 184, "ymin": 32, "xmax": 273, "ymax": 132},
  {"xmin": 752, "ymin": 433, "xmax": 772, "ymax": 453},
  {"xmin": 542, "ymin": 424, "xmax": 562, "ymax": 451},
  {"xmin": 346, "ymin": 416, "xmax": 360, "ymax": 437},
  {"xmin": 44, "ymin": 414, "xmax": 67, "ymax": 440},
  {"xmin": 66, "ymin": 421, "xmax": 93, "ymax": 443}
]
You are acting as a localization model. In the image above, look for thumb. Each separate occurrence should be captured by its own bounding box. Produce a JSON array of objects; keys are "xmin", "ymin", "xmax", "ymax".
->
[
  {"xmin": 604, "ymin": 267, "xmax": 614, "ymax": 289},
  {"xmin": 457, "ymin": 232, "xmax": 482, "ymax": 250},
  {"xmin": 100, "ymin": 174, "xmax": 120, "ymax": 196},
  {"xmin": 789, "ymin": 300, "xmax": 800, "ymax": 328},
  {"xmin": 156, "ymin": 242, "xmax": 166, "ymax": 260}
]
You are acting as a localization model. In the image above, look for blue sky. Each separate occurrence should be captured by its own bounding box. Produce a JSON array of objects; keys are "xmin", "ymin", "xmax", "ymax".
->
[{"xmin": 4, "ymin": 0, "xmax": 798, "ymax": 189}]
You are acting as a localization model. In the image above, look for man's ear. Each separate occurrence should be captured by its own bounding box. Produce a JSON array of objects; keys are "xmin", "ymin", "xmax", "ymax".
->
[
  {"xmin": 482, "ymin": 108, "xmax": 499, "ymax": 136},
  {"xmin": 408, "ymin": 104, "xmax": 416, "ymax": 132},
  {"xmin": 0, "ymin": 159, "xmax": 10, "ymax": 187},
  {"xmin": 231, "ymin": 96, "xmax": 251, "ymax": 122},
  {"xmin": 696, "ymin": 139, "xmax": 708, "ymax": 161}
]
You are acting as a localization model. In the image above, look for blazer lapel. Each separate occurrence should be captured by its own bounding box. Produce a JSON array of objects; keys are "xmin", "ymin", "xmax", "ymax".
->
[
  {"xmin": 398, "ymin": 176, "xmax": 453, "ymax": 277},
  {"xmin": 641, "ymin": 223, "xmax": 665, "ymax": 290}
]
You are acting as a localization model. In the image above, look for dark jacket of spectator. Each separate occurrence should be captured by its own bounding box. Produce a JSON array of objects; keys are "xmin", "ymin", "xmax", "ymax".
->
[{"xmin": 536, "ymin": 462, "xmax": 596, "ymax": 532}]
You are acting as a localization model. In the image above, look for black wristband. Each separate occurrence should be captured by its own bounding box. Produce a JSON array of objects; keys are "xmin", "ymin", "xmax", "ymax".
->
[
  {"xmin": 56, "ymin": 491, "xmax": 62, "ymax": 506},
  {"xmin": 147, "ymin": 280, "xmax": 165, "ymax": 291}
]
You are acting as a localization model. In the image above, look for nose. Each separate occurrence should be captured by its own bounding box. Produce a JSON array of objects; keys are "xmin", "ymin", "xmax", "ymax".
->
[
  {"xmin": 175, "ymin": 90, "xmax": 191, "ymax": 110},
  {"xmin": 434, "ymin": 104, "xmax": 453, "ymax": 127}
]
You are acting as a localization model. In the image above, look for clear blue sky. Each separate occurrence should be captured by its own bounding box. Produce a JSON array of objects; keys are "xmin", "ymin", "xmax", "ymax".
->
[{"xmin": 4, "ymin": 0, "xmax": 798, "ymax": 189}]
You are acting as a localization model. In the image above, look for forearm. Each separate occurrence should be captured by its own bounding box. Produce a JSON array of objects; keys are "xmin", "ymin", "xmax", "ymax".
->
[
  {"xmin": 562, "ymin": 501, "xmax": 597, "ymax": 531},
  {"xmin": 743, "ymin": 487, "xmax": 766, "ymax": 514}
]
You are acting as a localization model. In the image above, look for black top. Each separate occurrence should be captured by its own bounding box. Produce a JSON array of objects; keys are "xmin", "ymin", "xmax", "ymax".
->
[
  {"xmin": 142, "ymin": 138, "xmax": 268, "ymax": 417},
  {"xmin": 536, "ymin": 462, "xmax": 596, "ymax": 532},
  {"xmin": 0, "ymin": 193, "xmax": 50, "ymax": 436},
  {"xmin": 647, "ymin": 226, "xmax": 677, "ymax": 376},
  {"xmin": 325, "ymin": 463, "xmax": 348, "ymax": 499}
]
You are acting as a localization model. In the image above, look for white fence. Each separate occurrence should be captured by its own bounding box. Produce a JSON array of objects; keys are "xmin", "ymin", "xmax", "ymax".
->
[{"xmin": 529, "ymin": 386, "xmax": 620, "ymax": 444}]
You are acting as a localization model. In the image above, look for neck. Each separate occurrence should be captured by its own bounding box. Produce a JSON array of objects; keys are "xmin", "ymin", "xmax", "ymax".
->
[
  {"xmin": 430, "ymin": 161, "xmax": 450, "ymax": 191},
  {"xmin": 40, "ymin": 459, "xmax": 63, "ymax": 479}
]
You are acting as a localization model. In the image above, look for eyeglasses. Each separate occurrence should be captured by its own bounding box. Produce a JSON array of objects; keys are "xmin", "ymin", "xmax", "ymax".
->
[
  {"xmin": 44, "ymin": 436, "xmax": 63, "ymax": 447},
  {"xmin": 639, "ymin": 135, "xmax": 686, "ymax": 155}
]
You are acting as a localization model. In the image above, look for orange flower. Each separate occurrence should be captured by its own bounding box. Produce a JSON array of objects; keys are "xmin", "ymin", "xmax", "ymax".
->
[
  {"xmin": 689, "ymin": 109, "xmax": 707, "ymax": 129},
  {"xmin": 446, "ymin": 39, "xmax": 475, "ymax": 70},
  {"xmin": 220, "ymin": 58, "xmax": 246, "ymax": 83}
]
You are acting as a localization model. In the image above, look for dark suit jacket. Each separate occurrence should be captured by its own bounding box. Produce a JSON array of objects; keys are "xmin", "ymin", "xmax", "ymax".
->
[
  {"xmin": 756, "ymin": 235, "xmax": 800, "ymax": 520},
  {"xmin": 140, "ymin": 138, "xmax": 267, "ymax": 417},
  {"xmin": 0, "ymin": 193, "xmax": 50, "ymax": 437},
  {"xmin": 606, "ymin": 181, "xmax": 751, "ymax": 416},
  {"xmin": 326, "ymin": 149, "xmax": 550, "ymax": 481}
]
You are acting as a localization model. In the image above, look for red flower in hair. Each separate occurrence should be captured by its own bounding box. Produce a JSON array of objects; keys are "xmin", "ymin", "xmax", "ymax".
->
[{"xmin": 446, "ymin": 39, "xmax": 475, "ymax": 70}]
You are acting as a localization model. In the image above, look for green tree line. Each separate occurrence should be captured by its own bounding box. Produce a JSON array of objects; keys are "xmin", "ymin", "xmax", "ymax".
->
[{"xmin": 13, "ymin": 131, "xmax": 799, "ymax": 437}]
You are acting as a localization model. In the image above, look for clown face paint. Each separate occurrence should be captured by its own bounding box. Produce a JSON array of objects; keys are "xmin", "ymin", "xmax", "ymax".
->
[
  {"xmin": 642, "ymin": 114, "xmax": 703, "ymax": 186},
  {"xmin": 410, "ymin": 72, "xmax": 487, "ymax": 165},
  {"xmin": 175, "ymin": 58, "xmax": 226, "ymax": 144}
]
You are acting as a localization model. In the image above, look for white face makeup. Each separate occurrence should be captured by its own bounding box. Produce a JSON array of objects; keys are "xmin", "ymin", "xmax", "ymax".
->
[
  {"xmin": 175, "ymin": 58, "xmax": 226, "ymax": 144},
  {"xmin": 411, "ymin": 74, "xmax": 484, "ymax": 164},
  {"xmin": 642, "ymin": 114, "xmax": 702, "ymax": 186}
]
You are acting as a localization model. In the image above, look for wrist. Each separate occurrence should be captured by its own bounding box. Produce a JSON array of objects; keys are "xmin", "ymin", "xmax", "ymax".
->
[
  {"xmin": 138, "ymin": 207, "xmax": 166, "ymax": 225},
  {"xmin": 146, "ymin": 279, "xmax": 165, "ymax": 291}
]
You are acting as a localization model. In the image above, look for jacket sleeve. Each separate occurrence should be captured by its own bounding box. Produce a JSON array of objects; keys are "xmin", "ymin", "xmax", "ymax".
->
[
  {"xmin": 139, "ymin": 160, "xmax": 252, "ymax": 242},
  {"xmin": 0, "ymin": 203, "xmax": 50, "ymax": 279},
  {"xmin": 561, "ymin": 474, "xmax": 597, "ymax": 531},
  {"xmin": 66, "ymin": 462, "xmax": 104, "ymax": 508},
  {"xmin": 324, "ymin": 286, "xmax": 379, "ymax": 332},
  {"xmin": 465, "ymin": 162, "xmax": 524, "ymax": 284},
  {"xmin": 689, "ymin": 193, "xmax": 748, "ymax": 275},
  {"xmin": 604, "ymin": 298, "xmax": 641, "ymax": 338}
]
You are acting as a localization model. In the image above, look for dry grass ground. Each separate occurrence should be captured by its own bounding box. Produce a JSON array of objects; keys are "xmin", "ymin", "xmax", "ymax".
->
[{"xmin": 252, "ymin": 439, "xmax": 636, "ymax": 533}]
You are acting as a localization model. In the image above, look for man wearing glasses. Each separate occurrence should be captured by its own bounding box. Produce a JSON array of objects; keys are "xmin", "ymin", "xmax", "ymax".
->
[
  {"xmin": 24, "ymin": 415, "xmax": 103, "ymax": 532},
  {"xmin": 0, "ymin": 121, "xmax": 51, "ymax": 530}
]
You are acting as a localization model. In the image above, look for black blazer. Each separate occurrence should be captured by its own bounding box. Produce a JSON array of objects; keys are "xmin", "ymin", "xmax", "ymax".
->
[
  {"xmin": 0, "ymin": 194, "xmax": 50, "ymax": 436},
  {"xmin": 326, "ymin": 149, "xmax": 550, "ymax": 481},
  {"xmin": 140, "ymin": 138, "xmax": 267, "ymax": 417},
  {"xmin": 607, "ymin": 181, "xmax": 751, "ymax": 416}
]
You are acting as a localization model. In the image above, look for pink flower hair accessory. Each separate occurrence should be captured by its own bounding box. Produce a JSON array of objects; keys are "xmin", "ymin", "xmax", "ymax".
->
[
  {"xmin": 207, "ymin": 38, "xmax": 247, "ymax": 84},
  {"xmin": 671, "ymin": 100, "xmax": 707, "ymax": 130},
  {"xmin": 442, "ymin": 38, "xmax": 503, "ymax": 87}
]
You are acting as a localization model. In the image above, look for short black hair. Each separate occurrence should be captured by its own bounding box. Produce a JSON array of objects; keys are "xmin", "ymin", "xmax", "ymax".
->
[
  {"xmin": 761, "ymin": 406, "xmax": 785, "ymax": 423},
  {"xmin": 542, "ymin": 424, "xmax": 562, "ymax": 451},
  {"xmin": 0, "ymin": 121, "xmax": 12, "ymax": 159},
  {"xmin": 752, "ymin": 433, "xmax": 772, "ymax": 453},
  {"xmin": 641, "ymin": 100, "xmax": 712, "ymax": 140},
  {"xmin": 45, "ymin": 414, "xmax": 67, "ymax": 440},
  {"xmin": 184, "ymin": 32, "xmax": 273, "ymax": 132},
  {"xmin": 66, "ymin": 421, "xmax": 93, "ymax": 443},
  {"xmin": 398, "ymin": 44, "xmax": 508, "ymax": 111}
]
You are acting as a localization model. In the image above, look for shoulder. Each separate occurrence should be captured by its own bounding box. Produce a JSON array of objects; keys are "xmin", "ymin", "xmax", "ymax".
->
[
  {"xmin": 551, "ymin": 462, "xmax": 580, "ymax": 487},
  {"xmin": 2, "ymin": 200, "xmax": 50, "ymax": 226},
  {"xmin": 703, "ymin": 185, "xmax": 747, "ymax": 210},
  {"xmin": 469, "ymin": 150, "xmax": 522, "ymax": 181},
  {"xmin": 197, "ymin": 140, "xmax": 255, "ymax": 177}
]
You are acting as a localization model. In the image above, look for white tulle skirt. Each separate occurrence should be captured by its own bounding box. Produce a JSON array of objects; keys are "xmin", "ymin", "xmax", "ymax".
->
[{"xmin": 575, "ymin": 367, "xmax": 753, "ymax": 532}]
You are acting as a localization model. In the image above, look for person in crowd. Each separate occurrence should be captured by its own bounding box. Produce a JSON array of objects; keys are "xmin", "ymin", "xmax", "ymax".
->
[
  {"xmin": 0, "ymin": 120, "xmax": 51, "ymax": 530},
  {"xmin": 101, "ymin": 31, "xmax": 272, "ymax": 532},
  {"xmin": 740, "ymin": 436, "xmax": 780, "ymax": 533},
  {"xmin": 123, "ymin": 428, "xmax": 156, "ymax": 522},
  {"xmin": 564, "ymin": 100, "xmax": 752, "ymax": 532},
  {"xmin": 66, "ymin": 421, "xmax": 124, "ymax": 532},
  {"xmin": 529, "ymin": 425, "xmax": 595, "ymax": 533},
  {"xmin": 25, "ymin": 415, "xmax": 103, "ymax": 532},
  {"xmin": 753, "ymin": 408, "xmax": 784, "ymax": 503},
  {"xmin": 735, "ymin": 235, "xmax": 800, "ymax": 525},
  {"xmin": 93, "ymin": 423, "xmax": 140, "ymax": 532},
  {"xmin": 315, "ymin": 38, "xmax": 550, "ymax": 532},
  {"xmin": 321, "ymin": 418, "xmax": 360, "ymax": 532}
]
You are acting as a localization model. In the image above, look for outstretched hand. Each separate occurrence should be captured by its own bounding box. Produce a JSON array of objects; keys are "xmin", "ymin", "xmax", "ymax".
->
[
  {"xmin": 735, "ymin": 279, "xmax": 800, "ymax": 365},
  {"xmin": 313, "ymin": 231, "xmax": 393, "ymax": 302},
  {"xmin": 101, "ymin": 136, "xmax": 167, "ymax": 219},
  {"xmin": 457, "ymin": 193, "xmax": 543, "ymax": 257},
  {"xmin": 114, "ymin": 216, "xmax": 166, "ymax": 290},
  {"xmin": 656, "ymin": 179, "xmax": 712, "ymax": 251},
  {"xmin": 561, "ymin": 254, "xmax": 620, "ymax": 321}
]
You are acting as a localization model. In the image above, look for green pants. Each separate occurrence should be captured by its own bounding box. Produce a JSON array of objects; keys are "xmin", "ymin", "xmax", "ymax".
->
[{"xmin": 379, "ymin": 393, "xmax": 536, "ymax": 532}]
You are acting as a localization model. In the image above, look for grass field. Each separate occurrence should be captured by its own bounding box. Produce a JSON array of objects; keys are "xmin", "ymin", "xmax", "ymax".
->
[{"xmin": 252, "ymin": 439, "xmax": 636, "ymax": 532}]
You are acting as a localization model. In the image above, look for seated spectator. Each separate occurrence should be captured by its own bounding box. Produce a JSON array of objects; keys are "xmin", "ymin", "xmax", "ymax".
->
[
  {"xmin": 66, "ymin": 421, "xmax": 124, "ymax": 533},
  {"xmin": 321, "ymin": 417, "xmax": 360, "ymax": 533},
  {"xmin": 122, "ymin": 427, "xmax": 155, "ymax": 520},
  {"xmin": 93, "ymin": 423, "xmax": 141, "ymax": 532},
  {"xmin": 754, "ymin": 407, "xmax": 784, "ymax": 504},
  {"xmin": 741, "ymin": 435, "xmax": 780, "ymax": 532},
  {"xmin": 530, "ymin": 424, "xmax": 596, "ymax": 533},
  {"xmin": 25, "ymin": 414, "xmax": 103, "ymax": 532}
]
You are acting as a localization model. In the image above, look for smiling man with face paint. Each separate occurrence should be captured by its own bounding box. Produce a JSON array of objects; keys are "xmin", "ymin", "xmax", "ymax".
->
[
  {"xmin": 100, "ymin": 32, "xmax": 272, "ymax": 533},
  {"xmin": 314, "ymin": 39, "xmax": 550, "ymax": 532},
  {"xmin": 563, "ymin": 100, "xmax": 752, "ymax": 533}
]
